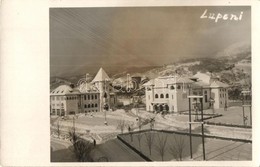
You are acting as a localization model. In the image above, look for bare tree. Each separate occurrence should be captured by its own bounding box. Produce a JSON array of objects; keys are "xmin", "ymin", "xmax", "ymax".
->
[
  {"xmin": 149, "ymin": 117, "xmax": 155, "ymax": 130},
  {"xmin": 73, "ymin": 138, "xmax": 94, "ymax": 162},
  {"xmin": 56, "ymin": 120, "xmax": 62, "ymax": 138},
  {"xmin": 144, "ymin": 131, "xmax": 155, "ymax": 156},
  {"xmin": 68, "ymin": 127, "xmax": 94, "ymax": 162},
  {"xmin": 127, "ymin": 123, "xmax": 134, "ymax": 142},
  {"xmin": 117, "ymin": 120, "xmax": 125, "ymax": 134},
  {"xmin": 136, "ymin": 116, "xmax": 143, "ymax": 131},
  {"xmin": 169, "ymin": 135, "xmax": 186, "ymax": 161},
  {"xmin": 136, "ymin": 132, "xmax": 143, "ymax": 151},
  {"xmin": 155, "ymin": 132, "xmax": 168, "ymax": 161}
]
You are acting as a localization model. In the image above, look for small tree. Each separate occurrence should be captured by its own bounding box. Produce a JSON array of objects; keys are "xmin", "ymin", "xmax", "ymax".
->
[
  {"xmin": 127, "ymin": 123, "xmax": 134, "ymax": 142},
  {"xmin": 136, "ymin": 132, "xmax": 143, "ymax": 151},
  {"xmin": 169, "ymin": 135, "xmax": 186, "ymax": 161},
  {"xmin": 56, "ymin": 120, "xmax": 62, "ymax": 138},
  {"xmin": 145, "ymin": 131, "xmax": 155, "ymax": 156},
  {"xmin": 137, "ymin": 116, "xmax": 143, "ymax": 131},
  {"xmin": 117, "ymin": 120, "xmax": 125, "ymax": 134},
  {"xmin": 149, "ymin": 117, "xmax": 155, "ymax": 130},
  {"xmin": 155, "ymin": 132, "xmax": 168, "ymax": 161}
]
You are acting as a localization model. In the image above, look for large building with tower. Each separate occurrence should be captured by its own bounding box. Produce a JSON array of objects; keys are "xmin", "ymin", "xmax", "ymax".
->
[
  {"xmin": 144, "ymin": 72, "xmax": 229, "ymax": 113},
  {"xmin": 50, "ymin": 68, "xmax": 117, "ymax": 116}
]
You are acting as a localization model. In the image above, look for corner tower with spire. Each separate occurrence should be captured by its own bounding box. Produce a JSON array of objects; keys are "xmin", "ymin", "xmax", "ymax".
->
[{"xmin": 92, "ymin": 68, "xmax": 111, "ymax": 112}]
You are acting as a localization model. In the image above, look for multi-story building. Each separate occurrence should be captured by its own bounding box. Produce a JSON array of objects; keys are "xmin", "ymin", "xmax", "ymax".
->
[
  {"xmin": 50, "ymin": 68, "xmax": 117, "ymax": 116},
  {"xmin": 144, "ymin": 72, "xmax": 229, "ymax": 113}
]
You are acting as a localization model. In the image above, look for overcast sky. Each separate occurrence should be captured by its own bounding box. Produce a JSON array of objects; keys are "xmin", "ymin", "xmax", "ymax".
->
[{"xmin": 50, "ymin": 6, "xmax": 251, "ymax": 77}]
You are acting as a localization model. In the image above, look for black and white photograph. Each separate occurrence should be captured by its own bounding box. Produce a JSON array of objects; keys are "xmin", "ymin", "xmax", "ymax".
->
[{"xmin": 49, "ymin": 6, "xmax": 252, "ymax": 162}]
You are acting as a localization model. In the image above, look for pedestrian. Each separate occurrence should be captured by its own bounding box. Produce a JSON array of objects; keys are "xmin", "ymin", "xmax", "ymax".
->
[{"xmin": 93, "ymin": 139, "xmax": 96, "ymax": 147}]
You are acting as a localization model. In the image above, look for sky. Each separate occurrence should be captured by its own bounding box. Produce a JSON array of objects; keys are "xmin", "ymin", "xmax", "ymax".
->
[{"xmin": 50, "ymin": 6, "xmax": 251, "ymax": 77}]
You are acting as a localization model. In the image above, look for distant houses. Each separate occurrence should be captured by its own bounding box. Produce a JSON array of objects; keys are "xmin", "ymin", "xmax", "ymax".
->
[
  {"xmin": 144, "ymin": 72, "xmax": 229, "ymax": 113},
  {"xmin": 50, "ymin": 68, "xmax": 117, "ymax": 116}
]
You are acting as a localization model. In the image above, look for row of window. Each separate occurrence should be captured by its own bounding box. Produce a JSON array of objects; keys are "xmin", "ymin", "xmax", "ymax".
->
[
  {"xmin": 84, "ymin": 103, "xmax": 98, "ymax": 108},
  {"xmin": 147, "ymin": 85, "xmax": 182, "ymax": 91},
  {"xmin": 155, "ymin": 93, "xmax": 169, "ymax": 99},
  {"xmin": 51, "ymin": 96, "xmax": 78, "ymax": 101},
  {"xmin": 83, "ymin": 94, "xmax": 98, "ymax": 100},
  {"xmin": 220, "ymin": 93, "xmax": 227, "ymax": 98},
  {"xmin": 51, "ymin": 95, "xmax": 99, "ymax": 101}
]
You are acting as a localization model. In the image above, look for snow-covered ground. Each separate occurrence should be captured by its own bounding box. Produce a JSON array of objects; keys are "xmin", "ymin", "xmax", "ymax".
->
[{"xmin": 51, "ymin": 107, "xmax": 252, "ymax": 144}]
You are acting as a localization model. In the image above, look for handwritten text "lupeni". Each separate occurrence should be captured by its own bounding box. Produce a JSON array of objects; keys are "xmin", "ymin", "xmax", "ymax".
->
[{"xmin": 200, "ymin": 9, "xmax": 243, "ymax": 23}]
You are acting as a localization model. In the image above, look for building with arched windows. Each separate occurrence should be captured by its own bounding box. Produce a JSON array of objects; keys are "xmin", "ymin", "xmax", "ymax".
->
[
  {"xmin": 144, "ymin": 72, "xmax": 229, "ymax": 113},
  {"xmin": 50, "ymin": 68, "xmax": 117, "ymax": 116}
]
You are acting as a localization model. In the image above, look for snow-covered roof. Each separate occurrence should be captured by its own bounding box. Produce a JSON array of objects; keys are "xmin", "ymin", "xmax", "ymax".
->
[
  {"xmin": 210, "ymin": 81, "xmax": 229, "ymax": 88},
  {"xmin": 192, "ymin": 81, "xmax": 210, "ymax": 88},
  {"xmin": 193, "ymin": 72, "xmax": 211, "ymax": 84},
  {"xmin": 77, "ymin": 82, "xmax": 99, "ymax": 93},
  {"xmin": 92, "ymin": 67, "xmax": 110, "ymax": 83},
  {"xmin": 50, "ymin": 85, "xmax": 80, "ymax": 95},
  {"xmin": 143, "ymin": 76, "xmax": 194, "ymax": 87}
]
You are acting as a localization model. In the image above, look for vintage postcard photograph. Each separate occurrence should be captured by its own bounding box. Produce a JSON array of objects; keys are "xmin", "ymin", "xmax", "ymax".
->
[{"xmin": 49, "ymin": 6, "xmax": 251, "ymax": 162}]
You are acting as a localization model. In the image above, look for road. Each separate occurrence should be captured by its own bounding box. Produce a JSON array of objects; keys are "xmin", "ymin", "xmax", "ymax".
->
[{"xmin": 92, "ymin": 138, "xmax": 145, "ymax": 162}]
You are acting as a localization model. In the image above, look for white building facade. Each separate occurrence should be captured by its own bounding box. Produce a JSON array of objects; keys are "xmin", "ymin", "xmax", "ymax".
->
[
  {"xmin": 50, "ymin": 68, "xmax": 117, "ymax": 116},
  {"xmin": 144, "ymin": 72, "xmax": 229, "ymax": 113}
]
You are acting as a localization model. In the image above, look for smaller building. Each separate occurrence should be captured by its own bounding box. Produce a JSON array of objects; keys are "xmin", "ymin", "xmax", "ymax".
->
[{"xmin": 143, "ymin": 72, "xmax": 229, "ymax": 113}]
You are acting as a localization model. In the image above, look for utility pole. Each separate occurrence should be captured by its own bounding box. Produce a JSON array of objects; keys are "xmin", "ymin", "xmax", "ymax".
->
[
  {"xmin": 188, "ymin": 95, "xmax": 205, "ymax": 160},
  {"xmin": 188, "ymin": 96, "xmax": 193, "ymax": 159},
  {"xmin": 200, "ymin": 98, "xmax": 206, "ymax": 161}
]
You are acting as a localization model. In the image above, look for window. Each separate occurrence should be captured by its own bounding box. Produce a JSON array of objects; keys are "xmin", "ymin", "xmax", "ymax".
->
[
  {"xmin": 92, "ymin": 95, "xmax": 94, "ymax": 100},
  {"xmin": 160, "ymin": 94, "xmax": 164, "ymax": 98},
  {"xmin": 204, "ymin": 90, "xmax": 207, "ymax": 94},
  {"xmin": 84, "ymin": 95, "xmax": 86, "ymax": 100},
  {"xmin": 92, "ymin": 104, "xmax": 94, "ymax": 108},
  {"xmin": 205, "ymin": 95, "xmax": 208, "ymax": 103},
  {"xmin": 155, "ymin": 94, "xmax": 158, "ymax": 98},
  {"xmin": 84, "ymin": 105, "xmax": 87, "ymax": 108},
  {"xmin": 95, "ymin": 94, "xmax": 97, "ymax": 99},
  {"xmin": 95, "ymin": 103, "xmax": 98, "ymax": 107},
  {"xmin": 177, "ymin": 85, "xmax": 181, "ymax": 89},
  {"xmin": 166, "ymin": 94, "xmax": 169, "ymax": 98},
  {"xmin": 88, "ymin": 104, "xmax": 91, "ymax": 108},
  {"xmin": 170, "ymin": 86, "xmax": 175, "ymax": 90},
  {"xmin": 88, "ymin": 95, "xmax": 90, "ymax": 100}
]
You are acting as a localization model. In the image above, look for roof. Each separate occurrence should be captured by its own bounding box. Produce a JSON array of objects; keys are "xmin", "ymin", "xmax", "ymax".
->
[
  {"xmin": 50, "ymin": 85, "xmax": 82, "ymax": 96},
  {"xmin": 192, "ymin": 81, "xmax": 210, "ymax": 88},
  {"xmin": 77, "ymin": 82, "xmax": 99, "ymax": 93},
  {"xmin": 92, "ymin": 67, "xmax": 110, "ymax": 83},
  {"xmin": 193, "ymin": 72, "xmax": 211, "ymax": 84},
  {"xmin": 210, "ymin": 81, "xmax": 229, "ymax": 88},
  {"xmin": 143, "ymin": 76, "xmax": 194, "ymax": 87}
]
